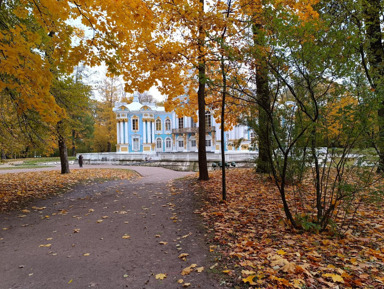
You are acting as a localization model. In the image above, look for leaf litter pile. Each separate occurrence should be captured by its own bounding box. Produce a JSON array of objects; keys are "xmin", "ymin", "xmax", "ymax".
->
[
  {"xmin": 0, "ymin": 169, "xmax": 137, "ymax": 212},
  {"xmin": 196, "ymin": 169, "xmax": 384, "ymax": 288}
]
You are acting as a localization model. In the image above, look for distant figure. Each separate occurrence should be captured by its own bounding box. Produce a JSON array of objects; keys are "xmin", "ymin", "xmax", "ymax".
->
[{"xmin": 79, "ymin": 155, "xmax": 83, "ymax": 168}]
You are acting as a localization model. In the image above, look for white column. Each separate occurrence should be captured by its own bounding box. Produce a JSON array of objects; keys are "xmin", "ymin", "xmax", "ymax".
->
[
  {"xmin": 125, "ymin": 119, "xmax": 129, "ymax": 143},
  {"xmin": 152, "ymin": 121, "xmax": 155, "ymax": 143},
  {"xmin": 143, "ymin": 120, "xmax": 147, "ymax": 144},
  {"xmin": 173, "ymin": 113, "xmax": 177, "ymax": 129},
  {"xmin": 120, "ymin": 121, "xmax": 124, "ymax": 144},
  {"xmin": 116, "ymin": 121, "xmax": 120, "ymax": 144},
  {"xmin": 147, "ymin": 121, "xmax": 151, "ymax": 143}
]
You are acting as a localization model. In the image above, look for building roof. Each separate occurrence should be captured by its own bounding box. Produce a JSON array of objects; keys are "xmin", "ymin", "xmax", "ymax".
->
[{"xmin": 113, "ymin": 101, "xmax": 166, "ymax": 113}]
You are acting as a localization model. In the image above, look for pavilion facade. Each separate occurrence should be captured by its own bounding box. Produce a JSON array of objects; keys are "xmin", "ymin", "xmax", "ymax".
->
[{"xmin": 113, "ymin": 98, "xmax": 255, "ymax": 154}]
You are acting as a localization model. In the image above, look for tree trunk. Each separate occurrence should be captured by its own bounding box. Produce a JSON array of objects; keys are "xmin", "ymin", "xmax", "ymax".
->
[
  {"xmin": 221, "ymin": 56, "xmax": 227, "ymax": 201},
  {"xmin": 57, "ymin": 121, "xmax": 70, "ymax": 174},
  {"xmin": 197, "ymin": 0, "xmax": 209, "ymax": 180},
  {"xmin": 253, "ymin": 23, "xmax": 272, "ymax": 174},
  {"xmin": 363, "ymin": 0, "xmax": 384, "ymax": 172},
  {"xmin": 107, "ymin": 141, "xmax": 112, "ymax": 152},
  {"xmin": 71, "ymin": 129, "xmax": 76, "ymax": 156}
]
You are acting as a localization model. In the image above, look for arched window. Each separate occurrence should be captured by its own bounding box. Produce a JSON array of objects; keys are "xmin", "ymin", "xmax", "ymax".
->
[
  {"xmin": 165, "ymin": 119, "xmax": 171, "ymax": 131},
  {"xmin": 177, "ymin": 137, "xmax": 184, "ymax": 150},
  {"xmin": 165, "ymin": 137, "xmax": 172, "ymax": 150},
  {"xmin": 190, "ymin": 136, "xmax": 196, "ymax": 148},
  {"xmin": 156, "ymin": 119, "xmax": 162, "ymax": 131},
  {"xmin": 205, "ymin": 135, "xmax": 212, "ymax": 147},
  {"xmin": 156, "ymin": 138, "xmax": 162, "ymax": 150}
]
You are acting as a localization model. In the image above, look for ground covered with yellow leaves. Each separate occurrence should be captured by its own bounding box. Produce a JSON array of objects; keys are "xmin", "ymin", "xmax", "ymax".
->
[
  {"xmin": 0, "ymin": 169, "xmax": 138, "ymax": 212},
  {"xmin": 196, "ymin": 169, "xmax": 384, "ymax": 288}
]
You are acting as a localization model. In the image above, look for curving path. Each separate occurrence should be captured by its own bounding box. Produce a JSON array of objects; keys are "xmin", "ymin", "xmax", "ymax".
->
[{"xmin": 0, "ymin": 166, "xmax": 226, "ymax": 289}]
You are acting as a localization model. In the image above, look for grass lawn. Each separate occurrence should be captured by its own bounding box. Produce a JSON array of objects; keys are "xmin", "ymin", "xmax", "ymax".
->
[{"xmin": 0, "ymin": 157, "xmax": 77, "ymax": 169}]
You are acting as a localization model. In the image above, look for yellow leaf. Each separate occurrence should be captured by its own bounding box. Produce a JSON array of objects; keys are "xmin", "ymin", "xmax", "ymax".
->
[
  {"xmin": 222, "ymin": 270, "xmax": 231, "ymax": 274},
  {"xmin": 181, "ymin": 264, "xmax": 197, "ymax": 276},
  {"xmin": 178, "ymin": 253, "xmax": 189, "ymax": 259},
  {"xmin": 183, "ymin": 283, "xmax": 191, "ymax": 288},
  {"xmin": 243, "ymin": 275, "xmax": 257, "ymax": 285},
  {"xmin": 277, "ymin": 249, "xmax": 287, "ymax": 255},
  {"xmin": 39, "ymin": 244, "xmax": 52, "ymax": 248},
  {"xmin": 322, "ymin": 273, "xmax": 344, "ymax": 283},
  {"xmin": 155, "ymin": 273, "xmax": 167, "ymax": 280},
  {"xmin": 177, "ymin": 279, "xmax": 184, "ymax": 284},
  {"xmin": 196, "ymin": 267, "xmax": 204, "ymax": 273},
  {"xmin": 97, "ymin": 219, "xmax": 103, "ymax": 223},
  {"xmin": 159, "ymin": 241, "xmax": 168, "ymax": 245},
  {"xmin": 241, "ymin": 270, "xmax": 256, "ymax": 275},
  {"xmin": 122, "ymin": 234, "xmax": 130, "ymax": 239},
  {"xmin": 83, "ymin": 253, "xmax": 90, "ymax": 256},
  {"xmin": 293, "ymin": 279, "xmax": 304, "ymax": 288}
]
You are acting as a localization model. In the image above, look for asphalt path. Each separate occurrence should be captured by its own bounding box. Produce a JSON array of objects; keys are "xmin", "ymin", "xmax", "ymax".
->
[{"xmin": 0, "ymin": 165, "xmax": 226, "ymax": 289}]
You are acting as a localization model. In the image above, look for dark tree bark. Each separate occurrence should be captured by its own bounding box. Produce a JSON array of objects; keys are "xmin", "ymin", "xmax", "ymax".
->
[
  {"xmin": 57, "ymin": 121, "xmax": 70, "ymax": 174},
  {"xmin": 363, "ymin": 0, "xmax": 384, "ymax": 172},
  {"xmin": 253, "ymin": 23, "xmax": 272, "ymax": 174},
  {"xmin": 197, "ymin": 0, "xmax": 209, "ymax": 180},
  {"xmin": 71, "ymin": 129, "xmax": 76, "ymax": 156},
  {"xmin": 220, "ymin": 56, "xmax": 227, "ymax": 200}
]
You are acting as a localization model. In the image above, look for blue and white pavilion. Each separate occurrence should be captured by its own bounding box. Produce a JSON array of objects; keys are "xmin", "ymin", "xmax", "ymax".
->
[{"xmin": 113, "ymin": 97, "xmax": 255, "ymax": 154}]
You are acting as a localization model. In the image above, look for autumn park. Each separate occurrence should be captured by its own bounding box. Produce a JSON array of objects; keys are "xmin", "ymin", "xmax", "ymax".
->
[{"xmin": 2, "ymin": 0, "xmax": 384, "ymax": 288}]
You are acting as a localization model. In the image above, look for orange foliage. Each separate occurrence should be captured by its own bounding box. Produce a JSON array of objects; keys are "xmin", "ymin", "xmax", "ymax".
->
[
  {"xmin": 0, "ymin": 169, "xmax": 137, "ymax": 212},
  {"xmin": 191, "ymin": 169, "xmax": 384, "ymax": 288}
]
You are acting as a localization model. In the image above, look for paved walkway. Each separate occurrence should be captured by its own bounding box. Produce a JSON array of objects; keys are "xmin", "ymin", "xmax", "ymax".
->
[{"xmin": 0, "ymin": 166, "xmax": 225, "ymax": 289}]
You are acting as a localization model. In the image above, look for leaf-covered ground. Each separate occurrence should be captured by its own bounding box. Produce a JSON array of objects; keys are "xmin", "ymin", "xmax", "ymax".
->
[
  {"xmin": 0, "ymin": 169, "xmax": 138, "ymax": 212},
  {"xmin": 196, "ymin": 169, "xmax": 384, "ymax": 288}
]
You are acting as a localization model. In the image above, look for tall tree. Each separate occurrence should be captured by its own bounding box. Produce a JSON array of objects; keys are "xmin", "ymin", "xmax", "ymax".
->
[
  {"xmin": 93, "ymin": 77, "xmax": 120, "ymax": 152},
  {"xmin": 361, "ymin": 0, "xmax": 384, "ymax": 171},
  {"xmin": 50, "ymin": 76, "xmax": 92, "ymax": 173}
]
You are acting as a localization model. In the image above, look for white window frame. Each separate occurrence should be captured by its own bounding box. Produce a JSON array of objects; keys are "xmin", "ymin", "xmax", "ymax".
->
[
  {"xmin": 132, "ymin": 137, "xmax": 140, "ymax": 151},
  {"xmin": 178, "ymin": 117, "xmax": 184, "ymax": 129},
  {"xmin": 156, "ymin": 118, "xmax": 162, "ymax": 132},
  {"xmin": 165, "ymin": 137, "xmax": 172, "ymax": 151},
  {"xmin": 132, "ymin": 118, "xmax": 139, "ymax": 131},
  {"xmin": 165, "ymin": 118, "xmax": 171, "ymax": 131}
]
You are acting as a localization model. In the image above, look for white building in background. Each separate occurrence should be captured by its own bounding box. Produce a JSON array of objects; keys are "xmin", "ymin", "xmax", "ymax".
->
[{"xmin": 113, "ymin": 96, "xmax": 255, "ymax": 154}]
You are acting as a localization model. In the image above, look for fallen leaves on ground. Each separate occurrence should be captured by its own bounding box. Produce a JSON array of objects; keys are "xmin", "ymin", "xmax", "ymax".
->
[
  {"xmin": 192, "ymin": 168, "xmax": 384, "ymax": 288},
  {"xmin": 181, "ymin": 264, "xmax": 197, "ymax": 276},
  {"xmin": 155, "ymin": 273, "xmax": 167, "ymax": 280},
  {"xmin": 0, "ymin": 169, "xmax": 137, "ymax": 212}
]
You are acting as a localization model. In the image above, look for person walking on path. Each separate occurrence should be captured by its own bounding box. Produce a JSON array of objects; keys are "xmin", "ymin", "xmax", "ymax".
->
[{"xmin": 78, "ymin": 155, "xmax": 83, "ymax": 168}]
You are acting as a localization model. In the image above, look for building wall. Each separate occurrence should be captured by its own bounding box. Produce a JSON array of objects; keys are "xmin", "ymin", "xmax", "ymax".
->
[{"xmin": 113, "ymin": 101, "xmax": 255, "ymax": 154}]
